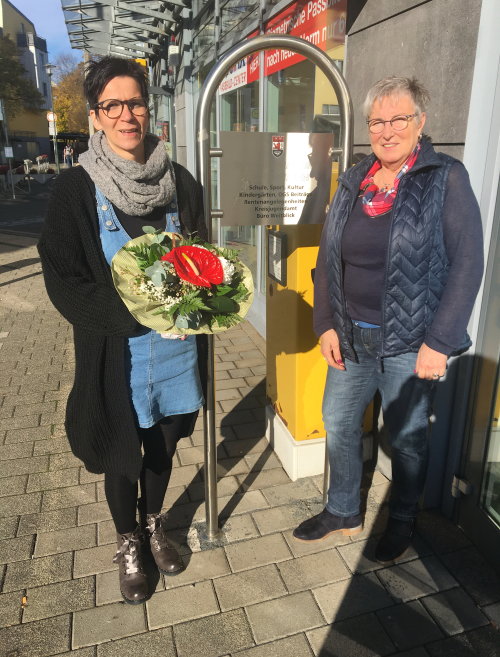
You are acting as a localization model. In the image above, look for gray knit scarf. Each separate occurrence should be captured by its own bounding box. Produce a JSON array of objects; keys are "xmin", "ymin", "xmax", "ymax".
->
[{"xmin": 79, "ymin": 131, "xmax": 176, "ymax": 216}]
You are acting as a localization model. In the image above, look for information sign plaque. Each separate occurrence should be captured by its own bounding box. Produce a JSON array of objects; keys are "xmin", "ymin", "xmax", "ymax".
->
[{"xmin": 219, "ymin": 131, "xmax": 333, "ymax": 226}]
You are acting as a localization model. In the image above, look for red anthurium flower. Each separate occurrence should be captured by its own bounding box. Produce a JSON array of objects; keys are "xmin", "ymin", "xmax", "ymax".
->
[{"xmin": 161, "ymin": 246, "xmax": 223, "ymax": 287}]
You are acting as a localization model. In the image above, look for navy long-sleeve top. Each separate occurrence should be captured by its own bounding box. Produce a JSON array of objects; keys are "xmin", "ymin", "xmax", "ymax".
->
[{"xmin": 314, "ymin": 161, "xmax": 484, "ymax": 355}]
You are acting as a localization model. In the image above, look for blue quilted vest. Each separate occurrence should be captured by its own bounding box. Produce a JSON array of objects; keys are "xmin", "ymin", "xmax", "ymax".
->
[{"xmin": 324, "ymin": 139, "xmax": 471, "ymax": 360}]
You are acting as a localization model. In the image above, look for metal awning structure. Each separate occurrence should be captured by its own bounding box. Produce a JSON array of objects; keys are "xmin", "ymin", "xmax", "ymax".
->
[{"xmin": 61, "ymin": 0, "xmax": 189, "ymax": 60}]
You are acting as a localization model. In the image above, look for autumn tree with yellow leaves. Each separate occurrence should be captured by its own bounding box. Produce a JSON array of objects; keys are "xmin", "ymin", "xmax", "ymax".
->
[{"xmin": 52, "ymin": 54, "xmax": 88, "ymax": 134}]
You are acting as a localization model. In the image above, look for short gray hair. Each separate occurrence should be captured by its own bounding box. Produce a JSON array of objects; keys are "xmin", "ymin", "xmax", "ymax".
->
[{"xmin": 363, "ymin": 76, "xmax": 430, "ymax": 119}]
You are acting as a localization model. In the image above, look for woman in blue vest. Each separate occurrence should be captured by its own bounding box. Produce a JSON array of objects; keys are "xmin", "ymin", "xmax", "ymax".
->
[
  {"xmin": 39, "ymin": 57, "xmax": 207, "ymax": 604},
  {"xmin": 293, "ymin": 77, "xmax": 483, "ymax": 561}
]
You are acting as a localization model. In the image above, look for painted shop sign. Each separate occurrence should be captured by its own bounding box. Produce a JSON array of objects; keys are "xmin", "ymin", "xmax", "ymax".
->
[{"xmin": 218, "ymin": 0, "xmax": 346, "ymax": 94}]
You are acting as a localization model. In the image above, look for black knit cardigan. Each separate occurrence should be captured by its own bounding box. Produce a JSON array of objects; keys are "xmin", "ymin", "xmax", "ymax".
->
[{"xmin": 38, "ymin": 163, "xmax": 208, "ymax": 481}]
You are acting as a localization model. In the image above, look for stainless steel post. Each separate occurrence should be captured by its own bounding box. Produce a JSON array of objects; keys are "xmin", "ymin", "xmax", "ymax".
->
[{"xmin": 196, "ymin": 33, "xmax": 353, "ymax": 539}]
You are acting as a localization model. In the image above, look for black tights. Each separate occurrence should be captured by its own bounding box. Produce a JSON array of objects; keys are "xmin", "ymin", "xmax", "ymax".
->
[{"xmin": 104, "ymin": 415, "xmax": 185, "ymax": 535}]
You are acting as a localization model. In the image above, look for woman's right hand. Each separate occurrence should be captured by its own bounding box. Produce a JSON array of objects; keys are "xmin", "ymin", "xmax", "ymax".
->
[{"xmin": 320, "ymin": 329, "xmax": 345, "ymax": 370}]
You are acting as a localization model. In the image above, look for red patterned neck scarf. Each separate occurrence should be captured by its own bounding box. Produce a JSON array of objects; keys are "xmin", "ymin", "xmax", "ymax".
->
[{"xmin": 360, "ymin": 143, "xmax": 421, "ymax": 217}]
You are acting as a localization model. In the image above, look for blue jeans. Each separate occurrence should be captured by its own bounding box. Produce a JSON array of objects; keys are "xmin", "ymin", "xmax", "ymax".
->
[{"xmin": 322, "ymin": 325, "xmax": 434, "ymax": 521}]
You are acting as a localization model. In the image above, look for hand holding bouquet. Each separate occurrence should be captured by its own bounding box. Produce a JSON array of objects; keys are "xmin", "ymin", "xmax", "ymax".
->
[{"xmin": 111, "ymin": 228, "xmax": 254, "ymax": 334}]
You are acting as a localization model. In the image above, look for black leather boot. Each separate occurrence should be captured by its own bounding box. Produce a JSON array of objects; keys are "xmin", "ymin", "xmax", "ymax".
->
[
  {"xmin": 375, "ymin": 517, "xmax": 416, "ymax": 563},
  {"xmin": 145, "ymin": 513, "xmax": 184, "ymax": 576},
  {"xmin": 113, "ymin": 525, "xmax": 148, "ymax": 604}
]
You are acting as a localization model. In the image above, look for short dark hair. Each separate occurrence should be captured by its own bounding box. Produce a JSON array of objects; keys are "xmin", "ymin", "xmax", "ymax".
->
[{"xmin": 84, "ymin": 56, "xmax": 149, "ymax": 109}]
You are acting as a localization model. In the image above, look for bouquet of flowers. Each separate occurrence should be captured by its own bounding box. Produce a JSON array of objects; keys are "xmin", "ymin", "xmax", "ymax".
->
[{"xmin": 111, "ymin": 228, "xmax": 254, "ymax": 335}]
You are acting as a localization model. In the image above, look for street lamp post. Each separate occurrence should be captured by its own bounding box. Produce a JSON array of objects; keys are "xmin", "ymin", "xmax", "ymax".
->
[{"xmin": 45, "ymin": 63, "xmax": 60, "ymax": 174}]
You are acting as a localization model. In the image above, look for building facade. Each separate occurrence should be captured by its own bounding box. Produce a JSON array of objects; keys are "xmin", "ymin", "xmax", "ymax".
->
[
  {"xmin": 0, "ymin": 0, "xmax": 51, "ymax": 161},
  {"xmin": 62, "ymin": 0, "xmax": 499, "ymax": 563}
]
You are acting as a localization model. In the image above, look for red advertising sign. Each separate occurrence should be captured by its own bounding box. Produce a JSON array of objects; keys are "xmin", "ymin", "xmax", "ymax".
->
[
  {"xmin": 247, "ymin": 0, "xmax": 346, "ymax": 83},
  {"xmin": 219, "ymin": 0, "xmax": 346, "ymax": 93}
]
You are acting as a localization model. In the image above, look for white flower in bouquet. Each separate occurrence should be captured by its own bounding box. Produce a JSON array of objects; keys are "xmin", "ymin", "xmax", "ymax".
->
[{"xmin": 219, "ymin": 256, "xmax": 236, "ymax": 284}]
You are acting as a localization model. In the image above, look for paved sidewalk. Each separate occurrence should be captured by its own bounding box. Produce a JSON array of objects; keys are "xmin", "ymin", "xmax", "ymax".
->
[{"xmin": 0, "ymin": 231, "xmax": 499, "ymax": 657}]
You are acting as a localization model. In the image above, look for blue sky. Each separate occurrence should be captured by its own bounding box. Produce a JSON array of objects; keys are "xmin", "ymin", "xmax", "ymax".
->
[{"xmin": 11, "ymin": 0, "xmax": 75, "ymax": 59}]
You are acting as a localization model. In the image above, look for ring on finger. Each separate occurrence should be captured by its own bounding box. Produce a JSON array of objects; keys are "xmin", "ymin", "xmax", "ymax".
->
[{"xmin": 432, "ymin": 373, "xmax": 442, "ymax": 379}]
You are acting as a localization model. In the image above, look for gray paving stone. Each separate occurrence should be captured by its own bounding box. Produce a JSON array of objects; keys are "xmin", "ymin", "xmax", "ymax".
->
[
  {"xmin": 0, "ymin": 614, "xmax": 72, "ymax": 657},
  {"xmin": 217, "ymin": 513, "xmax": 259, "ymax": 544},
  {"xmin": 0, "ymin": 534, "xmax": 34, "ymax": 564},
  {"xmin": 277, "ymin": 548, "xmax": 351, "ymax": 593},
  {"xmin": 225, "ymin": 533, "xmax": 292, "ymax": 573},
  {"xmin": 173, "ymin": 608, "xmax": 254, "ymax": 657},
  {"xmin": 388, "ymin": 650, "xmax": 430, "ymax": 657},
  {"xmin": 147, "ymin": 579, "xmax": 218, "ymax": 628},
  {"xmin": 377, "ymin": 556, "xmax": 458, "ymax": 602},
  {"xmin": 244, "ymin": 452, "xmax": 282, "ymax": 472},
  {"xmin": 482, "ymin": 600, "xmax": 500, "ymax": 626},
  {"xmin": 163, "ymin": 547, "xmax": 230, "ymax": 588},
  {"xmin": 97, "ymin": 627, "xmax": 176, "ymax": 657},
  {"xmin": 97, "ymin": 520, "xmax": 116, "ymax": 546},
  {"xmin": 251, "ymin": 503, "xmax": 312, "ymax": 535},
  {"xmin": 32, "ymin": 436, "xmax": 72, "ymax": 456},
  {"xmin": 0, "ymin": 455, "xmax": 48, "ymax": 478},
  {"xmin": 3, "ymin": 552, "xmax": 73, "ymax": 592},
  {"xmin": 34, "ymin": 523, "xmax": 96, "ymax": 557},
  {"xmin": 236, "ymin": 467, "xmax": 290, "ymax": 491},
  {"xmin": 231, "ymin": 422, "xmax": 266, "ymax": 440},
  {"xmin": 0, "ymin": 491, "xmax": 41, "ymax": 517},
  {"xmin": 218, "ymin": 490, "xmax": 270, "ymax": 519},
  {"xmin": 4, "ymin": 425, "xmax": 52, "ymax": 444},
  {"xmin": 49, "ymin": 451, "xmax": 84, "ymax": 470},
  {"xmin": 74, "ymin": 544, "xmax": 116, "ymax": 577},
  {"xmin": 177, "ymin": 445, "xmax": 206, "ymax": 466},
  {"xmin": 0, "ymin": 414, "xmax": 40, "ymax": 431},
  {"xmin": 79, "ymin": 468, "xmax": 105, "ymax": 484},
  {"xmin": 232, "ymin": 634, "xmax": 313, "ymax": 657},
  {"xmin": 17, "ymin": 507, "xmax": 77, "ymax": 536},
  {"xmin": 259, "ymin": 479, "xmax": 319, "ymax": 506},
  {"xmin": 23, "ymin": 576, "xmax": 95, "ymax": 622},
  {"xmin": 14, "ymin": 401, "xmax": 56, "ymax": 417},
  {"xmin": 440, "ymin": 547, "xmax": 500, "ymax": 606},
  {"xmin": 246, "ymin": 590, "xmax": 324, "ymax": 643},
  {"xmin": 214, "ymin": 564, "xmax": 287, "ymax": 611},
  {"xmin": 188, "ymin": 476, "xmax": 241, "ymax": 502},
  {"xmin": 420, "ymin": 588, "xmax": 489, "ymax": 635},
  {"xmin": 0, "ymin": 474, "xmax": 28, "ymax": 497},
  {"xmin": 27, "ymin": 467, "xmax": 79, "ymax": 492},
  {"xmin": 0, "ymin": 590, "xmax": 22, "ymax": 628},
  {"xmin": 0, "ymin": 516, "xmax": 18, "ymax": 540},
  {"xmin": 168, "ymin": 464, "xmax": 200, "ymax": 488},
  {"xmin": 52, "ymin": 649, "xmax": 95, "ymax": 657},
  {"xmin": 72, "ymin": 601, "xmax": 147, "ymax": 648},
  {"xmin": 223, "ymin": 438, "xmax": 269, "ymax": 457},
  {"xmin": 425, "ymin": 625, "xmax": 500, "ymax": 657},
  {"xmin": 377, "ymin": 600, "xmax": 444, "ymax": 650},
  {"xmin": 338, "ymin": 537, "xmax": 424, "ymax": 574},
  {"xmin": 0, "ymin": 442, "xmax": 34, "ymax": 461},
  {"xmin": 417, "ymin": 510, "xmax": 471, "ymax": 555},
  {"xmin": 42, "ymin": 483, "xmax": 96, "ymax": 511},
  {"xmin": 307, "ymin": 613, "xmax": 395, "ymax": 656},
  {"xmin": 313, "ymin": 572, "xmax": 394, "ymax": 622},
  {"xmin": 78, "ymin": 501, "xmax": 112, "ymax": 525}
]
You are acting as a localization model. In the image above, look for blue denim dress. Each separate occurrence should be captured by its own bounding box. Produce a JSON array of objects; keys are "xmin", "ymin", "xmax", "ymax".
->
[{"xmin": 96, "ymin": 186, "xmax": 204, "ymax": 428}]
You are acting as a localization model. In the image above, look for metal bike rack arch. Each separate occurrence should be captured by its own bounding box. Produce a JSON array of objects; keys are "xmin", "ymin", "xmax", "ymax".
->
[{"xmin": 196, "ymin": 34, "xmax": 353, "ymax": 539}]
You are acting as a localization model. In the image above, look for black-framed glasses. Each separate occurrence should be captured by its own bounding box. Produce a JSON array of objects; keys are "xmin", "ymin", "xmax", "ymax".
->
[
  {"xmin": 367, "ymin": 114, "xmax": 417, "ymax": 134},
  {"xmin": 94, "ymin": 98, "xmax": 149, "ymax": 118}
]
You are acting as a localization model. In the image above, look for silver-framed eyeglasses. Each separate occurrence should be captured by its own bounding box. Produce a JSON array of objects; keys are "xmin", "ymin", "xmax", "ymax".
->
[
  {"xmin": 94, "ymin": 98, "xmax": 149, "ymax": 118},
  {"xmin": 367, "ymin": 114, "xmax": 417, "ymax": 134}
]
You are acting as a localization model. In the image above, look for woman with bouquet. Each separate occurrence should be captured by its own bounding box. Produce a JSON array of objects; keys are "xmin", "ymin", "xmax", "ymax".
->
[{"xmin": 38, "ymin": 57, "xmax": 208, "ymax": 604}]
